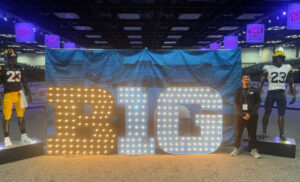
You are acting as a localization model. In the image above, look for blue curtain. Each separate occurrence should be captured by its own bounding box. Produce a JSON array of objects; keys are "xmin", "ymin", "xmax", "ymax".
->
[{"xmin": 46, "ymin": 48, "xmax": 241, "ymax": 145}]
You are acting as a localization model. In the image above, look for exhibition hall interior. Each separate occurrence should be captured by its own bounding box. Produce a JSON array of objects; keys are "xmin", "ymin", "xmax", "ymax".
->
[{"xmin": 0, "ymin": 0, "xmax": 299, "ymax": 182}]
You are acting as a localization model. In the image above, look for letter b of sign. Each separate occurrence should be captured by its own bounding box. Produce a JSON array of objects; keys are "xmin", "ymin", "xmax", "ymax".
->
[{"xmin": 47, "ymin": 87, "xmax": 118, "ymax": 155}]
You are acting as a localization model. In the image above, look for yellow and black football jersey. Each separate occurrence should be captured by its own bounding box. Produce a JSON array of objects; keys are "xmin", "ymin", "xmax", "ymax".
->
[{"xmin": 0, "ymin": 65, "xmax": 24, "ymax": 93}]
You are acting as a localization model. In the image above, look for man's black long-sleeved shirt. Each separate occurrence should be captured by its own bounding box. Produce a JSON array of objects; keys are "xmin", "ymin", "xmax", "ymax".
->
[{"xmin": 234, "ymin": 87, "xmax": 261, "ymax": 117}]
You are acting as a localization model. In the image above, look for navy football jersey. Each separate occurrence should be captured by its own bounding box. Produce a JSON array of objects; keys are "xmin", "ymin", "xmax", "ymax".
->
[{"xmin": 1, "ymin": 65, "xmax": 23, "ymax": 93}]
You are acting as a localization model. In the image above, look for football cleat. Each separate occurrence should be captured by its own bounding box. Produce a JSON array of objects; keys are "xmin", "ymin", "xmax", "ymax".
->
[
  {"xmin": 21, "ymin": 133, "xmax": 34, "ymax": 144},
  {"xmin": 4, "ymin": 137, "xmax": 13, "ymax": 147}
]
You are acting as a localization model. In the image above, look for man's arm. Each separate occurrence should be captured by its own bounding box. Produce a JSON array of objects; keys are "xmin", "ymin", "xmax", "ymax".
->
[
  {"xmin": 257, "ymin": 69, "xmax": 268, "ymax": 93},
  {"xmin": 287, "ymin": 70, "xmax": 296, "ymax": 104},
  {"xmin": 233, "ymin": 89, "xmax": 245, "ymax": 117}
]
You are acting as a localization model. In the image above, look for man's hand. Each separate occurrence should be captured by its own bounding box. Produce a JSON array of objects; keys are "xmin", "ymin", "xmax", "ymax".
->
[{"xmin": 243, "ymin": 113, "xmax": 251, "ymax": 120}]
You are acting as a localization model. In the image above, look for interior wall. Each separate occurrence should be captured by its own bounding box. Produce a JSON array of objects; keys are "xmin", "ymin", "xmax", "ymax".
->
[
  {"xmin": 261, "ymin": 47, "xmax": 274, "ymax": 63},
  {"xmin": 241, "ymin": 48, "xmax": 260, "ymax": 64},
  {"xmin": 15, "ymin": 47, "xmax": 299, "ymax": 67},
  {"xmin": 280, "ymin": 47, "xmax": 297, "ymax": 60},
  {"xmin": 17, "ymin": 53, "xmax": 45, "ymax": 66},
  {"xmin": 241, "ymin": 46, "xmax": 299, "ymax": 66}
]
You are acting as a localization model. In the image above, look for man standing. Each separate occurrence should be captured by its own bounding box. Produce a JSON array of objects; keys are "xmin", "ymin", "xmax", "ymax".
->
[
  {"xmin": 258, "ymin": 51, "xmax": 296, "ymax": 140},
  {"xmin": 1, "ymin": 48, "xmax": 33, "ymax": 147},
  {"xmin": 230, "ymin": 74, "xmax": 261, "ymax": 159}
]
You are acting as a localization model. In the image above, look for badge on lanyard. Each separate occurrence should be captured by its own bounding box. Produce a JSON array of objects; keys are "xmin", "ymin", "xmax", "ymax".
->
[{"xmin": 242, "ymin": 103, "xmax": 248, "ymax": 111}]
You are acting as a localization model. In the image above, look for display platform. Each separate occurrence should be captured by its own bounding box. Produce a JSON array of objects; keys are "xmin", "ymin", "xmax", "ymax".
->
[
  {"xmin": 0, "ymin": 138, "xmax": 44, "ymax": 164},
  {"xmin": 244, "ymin": 136, "xmax": 296, "ymax": 158}
]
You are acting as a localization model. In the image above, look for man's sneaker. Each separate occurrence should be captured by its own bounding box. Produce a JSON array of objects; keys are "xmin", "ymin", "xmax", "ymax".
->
[
  {"xmin": 251, "ymin": 149, "xmax": 261, "ymax": 159},
  {"xmin": 4, "ymin": 137, "xmax": 13, "ymax": 147},
  {"xmin": 230, "ymin": 147, "xmax": 242, "ymax": 157},
  {"xmin": 21, "ymin": 133, "xmax": 34, "ymax": 144},
  {"xmin": 280, "ymin": 134, "xmax": 287, "ymax": 141}
]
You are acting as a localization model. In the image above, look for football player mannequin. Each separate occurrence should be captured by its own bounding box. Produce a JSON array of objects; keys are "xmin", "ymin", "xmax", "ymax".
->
[
  {"xmin": 1, "ymin": 48, "xmax": 33, "ymax": 147},
  {"xmin": 258, "ymin": 51, "xmax": 296, "ymax": 140}
]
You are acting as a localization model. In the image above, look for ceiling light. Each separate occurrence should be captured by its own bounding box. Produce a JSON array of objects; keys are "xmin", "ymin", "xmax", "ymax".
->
[
  {"xmin": 285, "ymin": 34, "xmax": 300, "ymax": 39},
  {"xmin": 7, "ymin": 45, "xmax": 21, "ymax": 48},
  {"xmin": 94, "ymin": 41, "xmax": 108, "ymax": 44},
  {"xmin": 250, "ymin": 45, "xmax": 264, "ymax": 48},
  {"xmin": 171, "ymin": 26, "xmax": 190, "ymax": 31},
  {"xmin": 266, "ymin": 40, "xmax": 282, "ymax": 44},
  {"xmin": 118, "ymin": 13, "xmax": 140, "ymax": 19},
  {"xmin": 86, "ymin": 35, "xmax": 102, "ymax": 38},
  {"xmin": 54, "ymin": 13, "xmax": 80, "ymax": 19},
  {"xmin": 198, "ymin": 41, "xmax": 210, "ymax": 44},
  {"xmin": 236, "ymin": 13, "xmax": 264, "ymax": 20},
  {"xmin": 164, "ymin": 41, "xmax": 176, "ymax": 44},
  {"xmin": 218, "ymin": 26, "xmax": 239, "ymax": 31},
  {"xmin": 128, "ymin": 35, "xmax": 142, "ymax": 38},
  {"xmin": 178, "ymin": 13, "xmax": 201, "ymax": 20},
  {"xmin": 167, "ymin": 35, "xmax": 182, "ymax": 39},
  {"xmin": 129, "ymin": 41, "xmax": 143, "ymax": 44},
  {"xmin": 0, "ymin": 34, "xmax": 15, "ymax": 38},
  {"xmin": 162, "ymin": 45, "xmax": 173, "ymax": 48},
  {"xmin": 73, "ymin": 26, "xmax": 93, "ymax": 31},
  {"xmin": 124, "ymin": 26, "xmax": 142, "ymax": 31},
  {"xmin": 207, "ymin": 35, "xmax": 223, "ymax": 38},
  {"xmin": 267, "ymin": 26, "xmax": 286, "ymax": 31}
]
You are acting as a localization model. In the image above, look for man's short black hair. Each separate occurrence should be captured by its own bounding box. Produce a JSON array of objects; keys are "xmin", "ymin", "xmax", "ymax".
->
[{"xmin": 241, "ymin": 72, "xmax": 251, "ymax": 79}]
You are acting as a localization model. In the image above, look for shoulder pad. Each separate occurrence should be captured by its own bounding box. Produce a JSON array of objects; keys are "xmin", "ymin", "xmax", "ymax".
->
[
  {"xmin": 262, "ymin": 68, "xmax": 268, "ymax": 73},
  {"xmin": 263, "ymin": 65, "xmax": 269, "ymax": 70}
]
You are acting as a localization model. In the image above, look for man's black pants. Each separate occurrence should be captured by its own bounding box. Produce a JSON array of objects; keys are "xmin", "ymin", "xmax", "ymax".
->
[{"xmin": 234, "ymin": 114, "xmax": 258, "ymax": 150}]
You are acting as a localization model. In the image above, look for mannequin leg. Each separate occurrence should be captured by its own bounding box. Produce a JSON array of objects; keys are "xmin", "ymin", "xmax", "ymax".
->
[
  {"xmin": 17, "ymin": 117, "xmax": 26, "ymax": 134},
  {"xmin": 2, "ymin": 118, "xmax": 10, "ymax": 137},
  {"xmin": 262, "ymin": 113, "xmax": 270, "ymax": 139},
  {"xmin": 278, "ymin": 116, "xmax": 286, "ymax": 140}
]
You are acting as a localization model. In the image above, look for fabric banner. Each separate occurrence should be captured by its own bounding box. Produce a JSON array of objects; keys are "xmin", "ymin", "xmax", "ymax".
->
[{"xmin": 45, "ymin": 48, "xmax": 242, "ymax": 144}]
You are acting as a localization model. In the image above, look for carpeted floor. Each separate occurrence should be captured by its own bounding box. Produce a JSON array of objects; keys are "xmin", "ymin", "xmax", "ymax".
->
[{"xmin": 0, "ymin": 107, "xmax": 299, "ymax": 182}]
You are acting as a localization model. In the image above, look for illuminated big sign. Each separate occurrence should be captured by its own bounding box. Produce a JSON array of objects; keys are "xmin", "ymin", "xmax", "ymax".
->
[
  {"xmin": 156, "ymin": 87, "xmax": 222, "ymax": 154},
  {"xmin": 47, "ymin": 87, "xmax": 118, "ymax": 155},
  {"xmin": 47, "ymin": 86, "xmax": 223, "ymax": 155}
]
